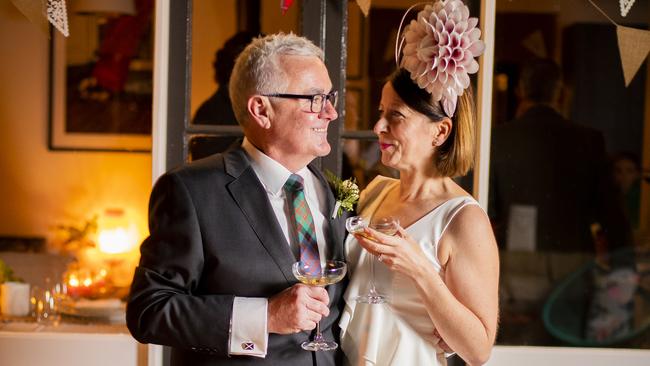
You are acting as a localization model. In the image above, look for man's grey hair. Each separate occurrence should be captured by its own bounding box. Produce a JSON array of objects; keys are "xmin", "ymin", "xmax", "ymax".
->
[{"xmin": 229, "ymin": 32, "xmax": 324, "ymax": 125}]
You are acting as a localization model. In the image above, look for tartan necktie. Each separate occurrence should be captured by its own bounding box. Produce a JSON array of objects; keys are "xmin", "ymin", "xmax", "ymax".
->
[{"xmin": 283, "ymin": 174, "xmax": 321, "ymax": 275}]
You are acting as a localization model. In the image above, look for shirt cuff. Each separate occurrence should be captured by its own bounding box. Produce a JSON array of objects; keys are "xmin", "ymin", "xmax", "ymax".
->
[{"xmin": 228, "ymin": 297, "xmax": 268, "ymax": 358}]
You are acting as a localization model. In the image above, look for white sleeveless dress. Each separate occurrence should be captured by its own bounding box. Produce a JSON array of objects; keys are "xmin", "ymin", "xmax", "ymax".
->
[{"xmin": 339, "ymin": 176, "xmax": 481, "ymax": 366}]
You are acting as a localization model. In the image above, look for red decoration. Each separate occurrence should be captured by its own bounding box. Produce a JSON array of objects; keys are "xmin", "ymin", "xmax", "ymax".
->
[
  {"xmin": 92, "ymin": 0, "xmax": 154, "ymax": 93},
  {"xmin": 281, "ymin": 0, "xmax": 294, "ymax": 15}
]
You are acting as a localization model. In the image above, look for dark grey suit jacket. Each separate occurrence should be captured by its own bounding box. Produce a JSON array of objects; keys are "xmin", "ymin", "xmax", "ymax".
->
[
  {"xmin": 126, "ymin": 146, "xmax": 347, "ymax": 365},
  {"xmin": 489, "ymin": 105, "xmax": 630, "ymax": 253}
]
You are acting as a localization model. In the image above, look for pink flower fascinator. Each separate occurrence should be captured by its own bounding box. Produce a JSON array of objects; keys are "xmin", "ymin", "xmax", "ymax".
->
[{"xmin": 396, "ymin": 0, "xmax": 485, "ymax": 117}]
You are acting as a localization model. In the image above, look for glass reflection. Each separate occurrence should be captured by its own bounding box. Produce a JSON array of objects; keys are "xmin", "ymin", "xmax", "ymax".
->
[
  {"xmin": 189, "ymin": 0, "xmax": 301, "ymax": 160},
  {"xmin": 192, "ymin": 31, "xmax": 259, "ymax": 126},
  {"xmin": 342, "ymin": 139, "xmax": 397, "ymax": 189},
  {"xmin": 488, "ymin": 0, "xmax": 648, "ymax": 348}
]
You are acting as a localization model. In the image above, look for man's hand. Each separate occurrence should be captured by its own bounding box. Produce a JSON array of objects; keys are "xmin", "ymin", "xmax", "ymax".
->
[
  {"xmin": 267, "ymin": 284, "xmax": 330, "ymax": 334},
  {"xmin": 434, "ymin": 328, "xmax": 454, "ymax": 354}
]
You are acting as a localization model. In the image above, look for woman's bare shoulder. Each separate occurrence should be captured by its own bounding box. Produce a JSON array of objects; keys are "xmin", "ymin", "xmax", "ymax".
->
[{"xmin": 440, "ymin": 202, "xmax": 497, "ymax": 261}]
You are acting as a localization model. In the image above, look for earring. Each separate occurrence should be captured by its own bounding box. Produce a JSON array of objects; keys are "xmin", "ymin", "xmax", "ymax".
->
[{"xmin": 433, "ymin": 139, "xmax": 440, "ymax": 147}]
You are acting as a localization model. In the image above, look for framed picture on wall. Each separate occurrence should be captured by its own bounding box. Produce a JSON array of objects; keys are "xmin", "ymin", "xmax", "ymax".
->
[{"xmin": 48, "ymin": 5, "xmax": 153, "ymax": 152}]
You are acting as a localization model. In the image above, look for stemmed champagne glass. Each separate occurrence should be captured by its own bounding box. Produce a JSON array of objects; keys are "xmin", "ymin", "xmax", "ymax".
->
[
  {"xmin": 292, "ymin": 260, "xmax": 347, "ymax": 351},
  {"xmin": 346, "ymin": 216, "xmax": 400, "ymax": 304}
]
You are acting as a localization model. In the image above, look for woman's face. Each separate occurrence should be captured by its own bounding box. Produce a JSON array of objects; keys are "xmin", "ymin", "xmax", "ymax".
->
[
  {"xmin": 613, "ymin": 158, "xmax": 640, "ymax": 193},
  {"xmin": 373, "ymin": 82, "xmax": 437, "ymax": 172}
]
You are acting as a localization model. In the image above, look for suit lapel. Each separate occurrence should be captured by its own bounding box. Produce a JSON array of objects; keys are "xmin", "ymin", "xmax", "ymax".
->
[
  {"xmin": 223, "ymin": 150, "xmax": 346, "ymax": 284},
  {"xmin": 225, "ymin": 148, "xmax": 296, "ymax": 283}
]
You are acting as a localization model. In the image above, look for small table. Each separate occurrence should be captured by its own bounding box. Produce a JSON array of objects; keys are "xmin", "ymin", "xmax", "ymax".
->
[{"xmin": 0, "ymin": 318, "xmax": 142, "ymax": 366}]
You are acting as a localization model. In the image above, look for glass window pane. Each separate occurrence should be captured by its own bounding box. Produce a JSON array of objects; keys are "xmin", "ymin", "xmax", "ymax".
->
[
  {"xmin": 342, "ymin": 138, "xmax": 398, "ymax": 189},
  {"xmin": 188, "ymin": 135, "xmax": 241, "ymax": 162},
  {"xmin": 190, "ymin": 0, "xmax": 300, "ymax": 126},
  {"xmin": 191, "ymin": 0, "xmax": 238, "ymax": 126},
  {"xmin": 345, "ymin": 2, "xmax": 408, "ymax": 132},
  {"xmin": 489, "ymin": 0, "xmax": 649, "ymax": 349}
]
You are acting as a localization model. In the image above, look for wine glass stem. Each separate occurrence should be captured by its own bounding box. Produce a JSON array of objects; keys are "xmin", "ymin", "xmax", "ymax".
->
[
  {"xmin": 369, "ymin": 255, "xmax": 378, "ymax": 295},
  {"xmin": 314, "ymin": 321, "xmax": 323, "ymax": 341}
]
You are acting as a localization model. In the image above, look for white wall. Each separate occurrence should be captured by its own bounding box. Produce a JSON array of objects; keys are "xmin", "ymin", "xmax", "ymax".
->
[{"xmin": 0, "ymin": 2, "xmax": 151, "ymax": 243}]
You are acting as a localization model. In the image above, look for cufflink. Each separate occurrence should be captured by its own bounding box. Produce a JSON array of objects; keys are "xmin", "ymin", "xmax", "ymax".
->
[{"xmin": 241, "ymin": 342, "xmax": 255, "ymax": 351}]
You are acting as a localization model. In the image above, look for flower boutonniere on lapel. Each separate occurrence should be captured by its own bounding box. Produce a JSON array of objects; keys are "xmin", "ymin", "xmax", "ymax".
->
[{"xmin": 325, "ymin": 170, "xmax": 359, "ymax": 219}]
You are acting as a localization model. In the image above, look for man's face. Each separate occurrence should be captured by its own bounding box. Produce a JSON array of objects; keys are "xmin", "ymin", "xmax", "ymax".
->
[{"xmin": 264, "ymin": 55, "xmax": 338, "ymax": 170}]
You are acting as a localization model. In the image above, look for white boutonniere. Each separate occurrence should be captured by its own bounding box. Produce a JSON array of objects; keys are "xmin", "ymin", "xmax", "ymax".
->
[{"xmin": 325, "ymin": 170, "xmax": 360, "ymax": 219}]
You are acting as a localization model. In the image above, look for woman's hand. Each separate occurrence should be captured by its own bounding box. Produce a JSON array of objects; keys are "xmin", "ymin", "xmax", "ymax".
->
[{"xmin": 353, "ymin": 226, "xmax": 434, "ymax": 280}]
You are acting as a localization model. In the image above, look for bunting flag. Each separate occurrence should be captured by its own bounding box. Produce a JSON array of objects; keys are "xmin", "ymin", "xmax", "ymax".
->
[
  {"xmin": 46, "ymin": 0, "xmax": 69, "ymax": 37},
  {"xmin": 616, "ymin": 25, "xmax": 650, "ymax": 87},
  {"xmin": 588, "ymin": 0, "xmax": 649, "ymax": 87},
  {"xmin": 356, "ymin": 0, "xmax": 371, "ymax": 17},
  {"xmin": 10, "ymin": 0, "xmax": 69, "ymax": 37},
  {"xmin": 521, "ymin": 29, "xmax": 547, "ymax": 59},
  {"xmin": 619, "ymin": 0, "xmax": 635, "ymax": 17},
  {"xmin": 10, "ymin": 0, "xmax": 49, "ymax": 36},
  {"xmin": 281, "ymin": 0, "xmax": 294, "ymax": 15}
]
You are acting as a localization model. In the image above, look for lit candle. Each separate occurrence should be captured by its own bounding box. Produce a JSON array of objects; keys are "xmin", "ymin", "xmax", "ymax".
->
[{"xmin": 66, "ymin": 271, "xmax": 95, "ymax": 298}]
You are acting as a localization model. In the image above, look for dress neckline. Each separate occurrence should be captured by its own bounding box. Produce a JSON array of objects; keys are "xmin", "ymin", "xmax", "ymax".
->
[{"xmin": 365, "ymin": 179, "xmax": 473, "ymax": 230}]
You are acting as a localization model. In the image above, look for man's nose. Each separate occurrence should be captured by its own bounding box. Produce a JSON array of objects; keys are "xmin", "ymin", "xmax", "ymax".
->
[{"xmin": 319, "ymin": 99, "xmax": 338, "ymax": 121}]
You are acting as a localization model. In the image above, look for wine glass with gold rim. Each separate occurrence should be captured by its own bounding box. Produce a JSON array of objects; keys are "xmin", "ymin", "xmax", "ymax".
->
[
  {"xmin": 346, "ymin": 215, "xmax": 399, "ymax": 304},
  {"xmin": 292, "ymin": 260, "xmax": 347, "ymax": 351}
]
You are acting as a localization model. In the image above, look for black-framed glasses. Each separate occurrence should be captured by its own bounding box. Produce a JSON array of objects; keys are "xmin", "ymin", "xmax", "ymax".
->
[{"xmin": 262, "ymin": 91, "xmax": 338, "ymax": 113}]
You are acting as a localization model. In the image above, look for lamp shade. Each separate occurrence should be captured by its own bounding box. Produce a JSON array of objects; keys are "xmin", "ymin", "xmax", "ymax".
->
[{"xmin": 73, "ymin": 0, "xmax": 136, "ymax": 16}]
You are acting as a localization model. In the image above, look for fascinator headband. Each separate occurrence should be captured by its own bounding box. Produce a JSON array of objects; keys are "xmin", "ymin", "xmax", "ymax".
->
[{"xmin": 396, "ymin": 0, "xmax": 485, "ymax": 117}]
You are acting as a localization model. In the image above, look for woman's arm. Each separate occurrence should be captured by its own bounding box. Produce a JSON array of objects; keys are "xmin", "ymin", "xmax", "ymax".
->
[
  {"xmin": 355, "ymin": 204, "xmax": 499, "ymax": 365},
  {"xmin": 418, "ymin": 205, "xmax": 499, "ymax": 365}
]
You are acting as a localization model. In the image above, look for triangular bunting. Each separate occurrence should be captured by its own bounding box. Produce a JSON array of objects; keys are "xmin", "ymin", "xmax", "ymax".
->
[
  {"xmin": 521, "ymin": 29, "xmax": 547, "ymax": 58},
  {"xmin": 281, "ymin": 0, "xmax": 294, "ymax": 15},
  {"xmin": 619, "ymin": 0, "xmax": 635, "ymax": 17},
  {"xmin": 10, "ymin": 0, "xmax": 49, "ymax": 37},
  {"xmin": 46, "ymin": 0, "xmax": 69, "ymax": 37},
  {"xmin": 356, "ymin": 0, "xmax": 371, "ymax": 17},
  {"xmin": 616, "ymin": 25, "xmax": 650, "ymax": 86}
]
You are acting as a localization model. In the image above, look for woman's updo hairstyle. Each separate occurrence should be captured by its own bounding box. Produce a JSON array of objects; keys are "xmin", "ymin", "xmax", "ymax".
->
[{"xmin": 389, "ymin": 68, "xmax": 475, "ymax": 177}]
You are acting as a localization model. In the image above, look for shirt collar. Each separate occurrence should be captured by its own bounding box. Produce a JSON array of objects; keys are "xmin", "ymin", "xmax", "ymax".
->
[{"xmin": 242, "ymin": 138, "xmax": 310, "ymax": 195}]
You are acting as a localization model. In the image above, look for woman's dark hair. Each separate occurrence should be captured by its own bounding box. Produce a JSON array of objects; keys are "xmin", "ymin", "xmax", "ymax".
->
[{"xmin": 389, "ymin": 68, "xmax": 476, "ymax": 177}]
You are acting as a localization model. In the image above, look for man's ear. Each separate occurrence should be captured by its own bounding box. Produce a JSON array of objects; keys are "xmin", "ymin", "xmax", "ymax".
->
[
  {"xmin": 248, "ymin": 95, "xmax": 272, "ymax": 129},
  {"xmin": 432, "ymin": 117, "xmax": 452, "ymax": 147}
]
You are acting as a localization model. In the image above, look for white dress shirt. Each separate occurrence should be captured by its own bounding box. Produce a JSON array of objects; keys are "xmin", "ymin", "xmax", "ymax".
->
[{"xmin": 228, "ymin": 138, "xmax": 330, "ymax": 357}]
